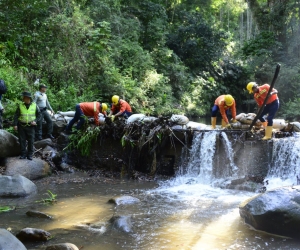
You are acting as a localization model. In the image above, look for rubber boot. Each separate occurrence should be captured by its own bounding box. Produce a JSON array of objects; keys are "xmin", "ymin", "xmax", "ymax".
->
[
  {"xmin": 211, "ymin": 117, "xmax": 217, "ymax": 129},
  {"xmin": 262, "ymin": 126, "xmax": 273, "ymax": 140},
  {"xmin": 221, "ymin": 119, "xmax": 227, "ymax": 128}
]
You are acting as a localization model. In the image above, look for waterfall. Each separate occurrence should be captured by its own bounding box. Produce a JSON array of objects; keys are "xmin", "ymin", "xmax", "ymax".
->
[
  {"xmin": 176, "ymin": 131, "xmax": 237, "ymax": 185},
  {"xmin": 266, "ymin": 134, "xmax": 300, "ymax": 189}
]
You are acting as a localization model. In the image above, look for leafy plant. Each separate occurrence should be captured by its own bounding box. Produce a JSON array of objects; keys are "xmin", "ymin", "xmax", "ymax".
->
[
  {"xmin": 0, "ymin": 206, "xmax": 16, "ymax": 213},
  {"xmin": 65, "ymin": 126, "xmax": 101, "ymax": 156},
  {"xmin": 35, "ymin": 190, "xmax": 57, "ymax": 204}
]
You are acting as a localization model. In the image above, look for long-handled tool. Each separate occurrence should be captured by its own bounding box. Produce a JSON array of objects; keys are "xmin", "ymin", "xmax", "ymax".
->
[{"xmin": 248, "ymin": 63, "xmax": 281, "ymax": 132}]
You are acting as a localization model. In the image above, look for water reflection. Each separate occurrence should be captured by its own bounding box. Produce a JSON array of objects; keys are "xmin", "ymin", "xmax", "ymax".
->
[{"xmin": 1, "ymin": 173, "xmax": 299, "ymax": 249}]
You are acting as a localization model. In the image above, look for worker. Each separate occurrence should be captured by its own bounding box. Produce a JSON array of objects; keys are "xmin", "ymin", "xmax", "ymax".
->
[
  {"xmin": 109, "ymin": 95, "xmax": 132, "ymax": 121},
  {"xmin": 34, "ymin": 84, "xmax": 55, "ymax": 140},
  {"xmin": 211, "ymin": 94, "xmax": 237, "ymax": 129},
  {"xmin": 65, "ymin": 102, "xmax": 108, "ymax": 133},
  {"xmin": 13, "ymin": 91, "xmax": 41, "ymax": 160},
  {"xmin": 246, "ymin": 82, "xmax": 279, "ymax": 140}
]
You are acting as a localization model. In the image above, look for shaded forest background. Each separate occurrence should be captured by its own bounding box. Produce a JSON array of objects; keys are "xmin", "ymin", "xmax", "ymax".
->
[{"xmin": 0, "ymin": 0, "xmax": 300, "ymax": 120}]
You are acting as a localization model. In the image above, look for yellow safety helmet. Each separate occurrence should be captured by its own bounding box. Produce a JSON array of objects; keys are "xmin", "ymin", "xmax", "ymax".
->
[
  {"xmin": 112, "ymin": 95, "xmax": 120, "ymax": 105},
  {"xmin": 101, "ymin": 103, "xmax": 108, "ymax": 111},
  {"xmin": 246, "ymin": 82, "xmax": 257, "ymax": 94},
  {"xmin": 224, "ymin": 94, "xmax": 234, "ymax": 106}
]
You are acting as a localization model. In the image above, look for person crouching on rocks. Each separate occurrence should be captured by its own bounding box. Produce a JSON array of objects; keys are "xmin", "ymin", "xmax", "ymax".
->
[
  {"xmin": 65, "ymin": 102, "xmax": 108, "ymax": 133},
  {"xmin": 13, "ymin": 91, "xmax": 41, "ymax": 160},
  {"xmin": 109, "ymin": 95, "xmax": 132, "ymax": 122}
]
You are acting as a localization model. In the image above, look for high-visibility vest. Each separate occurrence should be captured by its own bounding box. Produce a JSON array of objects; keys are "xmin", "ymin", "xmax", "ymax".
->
[{"xmin": 19, "ymin": 103, "xmax": 36, "ymax": 123}]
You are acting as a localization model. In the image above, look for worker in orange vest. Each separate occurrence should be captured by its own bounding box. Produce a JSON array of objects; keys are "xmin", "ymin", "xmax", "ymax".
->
[
  {"xmin": 211, "ymin": 95, "xmax": 237, "ymax": 129},
  {"xmin": 109, "ymin": 95, "xmax": 132, "ymax": 121},
  {"xmin": 246, "ymin": 82, "xmax": 279, "ymax": 140},
  {"xmin": 65, "ymin": 102, "xmax": 108, "ymax": 132}
]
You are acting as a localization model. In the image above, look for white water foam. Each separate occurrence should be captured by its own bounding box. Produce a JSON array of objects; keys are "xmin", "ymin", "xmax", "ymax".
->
[{"xmin": 266, "ymin": 133, "xmax": 300, "ymax": 189}]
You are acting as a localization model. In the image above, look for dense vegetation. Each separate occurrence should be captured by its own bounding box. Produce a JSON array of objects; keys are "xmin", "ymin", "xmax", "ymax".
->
[{"xmin": 0, "ymin": 0, "xmax": 300, "ymax": 120}]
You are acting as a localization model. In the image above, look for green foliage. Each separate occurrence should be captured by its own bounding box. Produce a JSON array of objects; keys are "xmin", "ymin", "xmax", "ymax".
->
[
  {"xmin": 35, "ymin": 190, "xmax": 57, "ymax": 204},
  {"xmin": 65, "ymin": 126, "xmax": 101, "ymax": 156},
  {"xmin": 0, "ymin": 206, "xmax": 16, "ymax": 213}
]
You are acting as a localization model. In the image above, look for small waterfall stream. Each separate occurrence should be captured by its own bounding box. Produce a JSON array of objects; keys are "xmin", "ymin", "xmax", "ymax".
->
[{"xmin": 266, "ymin": 133, "xmax": 300, "ymax": 189}]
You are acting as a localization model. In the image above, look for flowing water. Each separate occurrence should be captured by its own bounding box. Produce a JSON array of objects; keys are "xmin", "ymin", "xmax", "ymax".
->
[{"xmin": 1, "ymin": 132, "xmax": 300, "ymax": 249}]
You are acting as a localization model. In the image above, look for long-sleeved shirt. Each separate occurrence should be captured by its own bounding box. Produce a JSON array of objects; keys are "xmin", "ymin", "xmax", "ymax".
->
[
  {"xmin": 214, "ymin": 95, "xmax": 236, "ymax": 124},
  {"xmin": 111, "ymin": 99, "xmax": 132, "ymax": 115},
  {"xmin": 254, "ymin": 84, "xmax": 278, "ymax": 107},
  {"xmin": 33, "ymin": 91, "xmax": 53, "ymax": 111},
  {"xmin": 79, "ymin": 102, "xmax": 107, "ymax": 126},
  {"xmin": 13, "ymin": 102, "xmax": 41, "ymax": 126}
]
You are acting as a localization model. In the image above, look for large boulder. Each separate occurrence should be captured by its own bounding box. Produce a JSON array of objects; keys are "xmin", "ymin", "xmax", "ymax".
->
[
  {"xmin": 0, "ymin": 130, "xmax": 20, "ymax": 157},
  {"xmin": 0, "ymin": 228, "xmax": 27, "ymax": 250},
  {"xmin": 5, "ymin": 157, "xmax": 51, "ymax": 180},
  {"xmin": 0, "ymin": 175, "xmax": 37, "ymax": 197},
  {"xmin": 239, "ymin": 185, "xmax": 300, "ymax": 238}
]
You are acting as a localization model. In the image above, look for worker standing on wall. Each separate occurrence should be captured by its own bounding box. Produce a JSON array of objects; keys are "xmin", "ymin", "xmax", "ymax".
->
[
  {"xmin": 246, "ymin": 82, "xmax": 279, "ymax": 140},
  {"xmin": 211, "ymin": 94, "xmax": 237, "ymax": 129}
]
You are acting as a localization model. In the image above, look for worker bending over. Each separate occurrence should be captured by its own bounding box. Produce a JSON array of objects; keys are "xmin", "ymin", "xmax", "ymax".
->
[
  {"xmin": 211, "ymin": 95, "xmax": 237, "ymax": 129},
  {"xmin": 109, "ymin": 95, "xmax": 132, "ymax": 121}
]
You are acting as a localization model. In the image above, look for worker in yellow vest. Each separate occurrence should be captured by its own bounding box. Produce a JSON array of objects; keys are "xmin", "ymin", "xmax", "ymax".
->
[{"xmin": 13, "ymin": 92, "xmax": 41, "ymax": 160}]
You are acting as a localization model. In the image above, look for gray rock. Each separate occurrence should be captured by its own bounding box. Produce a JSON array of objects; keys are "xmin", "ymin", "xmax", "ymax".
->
[
  {"xmin": 42, "ymin": 145, "xmax": 57, "ymax": 158},
  {"xmin": 16, "ymin": 227, "xmax": 51, "ymax": 242},
  {"xmin": 0, "ymin": 130, "xmax": 20, "ymax": 157},
  {"xmin": 34, "ymin": 138, "xmax": 54, "ymax": 150},
  {"xmin": 45, "ymin": 243, "xmax": 79, "ymax": 250},
  {"xmin": 26, "ymin": 210, "xmax": 53, "ymax": 219},
  {"xmin": 0, "ymin": 228, "xmax": 27, "ymax": 250},
  {"xmin": 239, "ymin": 185, "xmax": 300, "ymax": 238},
  {"xmin": 108, "ymin": 195, "xmax": 140, "ymax": 205},
  {"xmin": 5, "ymin": 157, "xmax": 51, "ymax": 180},
  {"xmin": 0, "ymin": 175, "xmax": 37, "ymax": 197},
  {"xmin": 109, "ymin": 215, "xmax": 133, "ymax": 233}
]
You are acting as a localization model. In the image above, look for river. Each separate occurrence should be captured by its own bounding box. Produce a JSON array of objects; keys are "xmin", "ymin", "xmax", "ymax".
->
[{"xmin": 1, "ymin": 131, "xmax": 300, "ymax": 249}]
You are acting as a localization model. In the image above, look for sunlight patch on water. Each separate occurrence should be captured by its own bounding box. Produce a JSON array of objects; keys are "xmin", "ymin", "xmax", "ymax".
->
[{"xmin": 41, "ymin": 196, "xmax": 112, "ymax": 231}]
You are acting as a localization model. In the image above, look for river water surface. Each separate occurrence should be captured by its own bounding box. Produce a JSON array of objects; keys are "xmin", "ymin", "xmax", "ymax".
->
[{"xmin": 1, "ymin": 131, "xmax": 300, "ymax": 249}]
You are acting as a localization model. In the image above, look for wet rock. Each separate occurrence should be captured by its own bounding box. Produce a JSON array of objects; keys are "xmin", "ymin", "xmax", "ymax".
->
[
  {"xmin": 0, "ymin": 228, "xmax": 27, "ymax": 250},
  {"xmin": 239, "ymin": 185, "xmax": 300, "ymax": 238},
  {"xmin": 59, "ymin": 162, "xmax": 75, "ymax": 173},
  {"xmin": 34, "ymin": 138, "xmax": 54, "ymax": 150},
  {"xmin": 76, "ymin": 222, "xmax": 106, "ymax": 234},
  {"xmin": 42, "ymin": 145, "xmax": 57, "ymax": 158},
  {"xmin": 26, "ymin": 210, "xmax": 53, "ymax": 219},
  {"xmin": 0, "ymin": 130, "xmax": 20, "ymax": 157},
  {"xmin": 45, "ymin": 243, "xmax": 79, "ymax": 250},
  {"xmin": 109, "ymin": 215, "xmax": 133, "ymax": 233},
  {"xmin": 0, "ymin": 175, "xmax": 37, "ymax": 197},
  {"xmin": 108, "ymin": 195, "xmax": 140, "ymax": 205},
  {"xmin": 16, "ymin": 227, "xmax": 51, "ymax": 242},
  {"xmin": 5, "ymin": 157, "xmax": 51, "ymax": 180}
]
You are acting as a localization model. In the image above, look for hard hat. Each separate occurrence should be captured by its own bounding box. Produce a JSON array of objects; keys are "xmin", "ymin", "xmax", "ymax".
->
[
  {"xmin": 224, "ymin": 94, "xmax": 234, "ymax": 106},
  {"xmin": 246, "ymin": 82, "xmax": 257, "ymax": 94},
  {"xmin": 101, "ymin": 103, "xmax": 108, "ymax": 111},
  {"xmin": 112, "ymin": 95, "xmax": 119, "ymax": 105}
]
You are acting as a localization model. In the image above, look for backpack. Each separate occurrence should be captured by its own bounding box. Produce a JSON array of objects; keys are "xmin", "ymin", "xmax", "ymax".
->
[{"xmin": 0, "ymin": 79, "xmax": 7, "ymax": 94}]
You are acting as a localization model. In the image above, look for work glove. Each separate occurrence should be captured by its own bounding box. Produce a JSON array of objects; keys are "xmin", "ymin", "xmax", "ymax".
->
[
  {"xmin": 225, "ymin": 123, "xmax": 232, "ymax": 129},
  {"xmin": 232, "ymin": 119, "xmax": 238, "ymax": 123},
  {"xmin": 111, "ymin": 115, "xmax": 115, "ymax": 122}
]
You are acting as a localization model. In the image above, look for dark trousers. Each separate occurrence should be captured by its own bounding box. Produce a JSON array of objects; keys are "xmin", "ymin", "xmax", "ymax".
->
[
  {"xmin": 111, "ymin": 110, "xmax": 132, "ymax": 117},
  {"xmin": 66, "ymin": 104, "xmax": 85, "ymax": 131},
  {"xmin": 211, "ymin": 105, "xmax": 228, "ymax": 118},
  {"xmin": 36, "ymin": 109, "xmax": 53, "ymax": 138},
  {"xmin": 18, "ymin": 124, "xmax": 35, "ymax": 157},
  {"xmin": 259, "ymin": 99, "xmax": 279, "ymax": 126}
]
